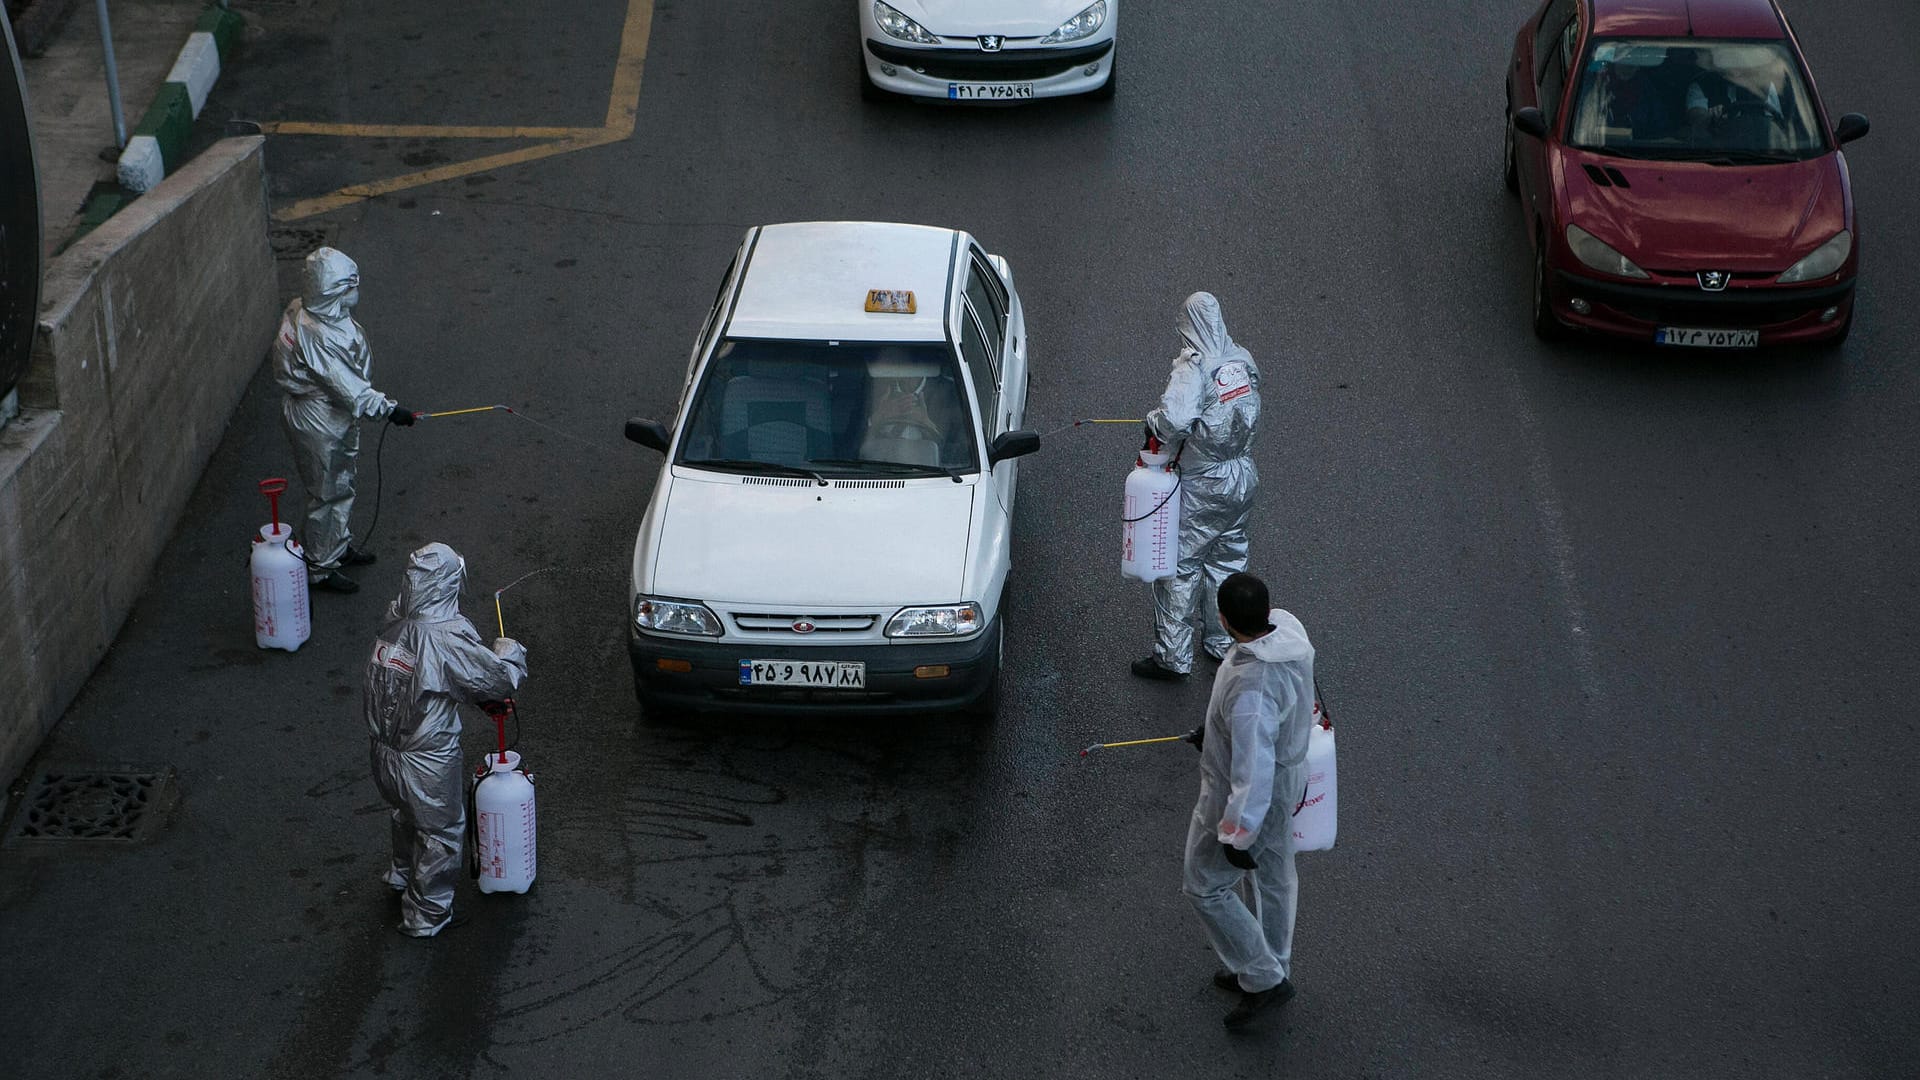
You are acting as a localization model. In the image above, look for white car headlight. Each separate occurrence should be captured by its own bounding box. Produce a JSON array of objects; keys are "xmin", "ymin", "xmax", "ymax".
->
[
  {"xmin": 635, "ymin": 596, "xmax": 723, "ymax": 637},
  {"xmin": 885, "ymin": 603, "xmax": 983, "ymax": 638},
  {"xmin": 1777, "ymin": 230, "xmax": 1852, "ymax": 283},
  {"xmin": 1039, "ymin": 0, "xmax": 1107, "ymax": 44},
  {"xmin": 1565, "ymin": 224, "xmax": 1649, "ymax": 280},
  {"xmin": 873, "ymin": 1, "xmax": 939, "ymax": 44}
]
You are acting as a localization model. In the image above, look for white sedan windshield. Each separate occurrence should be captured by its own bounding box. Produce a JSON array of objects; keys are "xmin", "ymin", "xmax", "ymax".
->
[
  {"xmin": 1568, "ymin": 39, "xmax": 1826, "ymax": 161},
  {"xmin": 677, "ymin": 339, "xmax": 980, "ymax": 475}
]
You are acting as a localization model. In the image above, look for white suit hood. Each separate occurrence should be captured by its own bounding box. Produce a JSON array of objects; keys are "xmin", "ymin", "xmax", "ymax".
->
[{"xmin": 1242, "ymin": 608, "xmax": 1312, "ymax": 665}]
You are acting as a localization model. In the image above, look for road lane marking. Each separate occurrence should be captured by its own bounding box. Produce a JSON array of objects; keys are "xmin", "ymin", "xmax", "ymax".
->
[
  {"xmin": 270, "ymin": 0, "xmax": 652, "ymax": 222},
  {"xmin": 260, "ymin": 122, "xmax": 599, "ymax": 139}
]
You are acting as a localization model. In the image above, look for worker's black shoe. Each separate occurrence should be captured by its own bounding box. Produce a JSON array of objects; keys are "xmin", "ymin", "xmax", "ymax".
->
[
  {"xmin": 1212, "ymin": 969, "xmax": 1240, "ymax": 992},
  {"xmin": 343, "ymin": 546, "xmax": 378, "ymax": 566},
  {"xmin": 1223, "ymin": 979, "xmax": 1295, "ymax": 1029},
  {"xmin": 1130, "ymin": 656, "xmax": 1188, "ymax": 681},
  {"xmin": 312, "ymin": 572, "xmax": 360, "ymax": 594},
  {"xmin": 398, "ymin": 912, "xmax": 469, "ymax": 938}
]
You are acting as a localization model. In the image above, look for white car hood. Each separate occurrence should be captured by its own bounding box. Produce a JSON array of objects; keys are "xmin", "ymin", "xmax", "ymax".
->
[
  {"xmin": 651, "ymin": 474, "xmax": 976, "ymax": 607},
  {"xmin": 892, "ymin": 0, "xmax": 1097, "ymax": 38}
]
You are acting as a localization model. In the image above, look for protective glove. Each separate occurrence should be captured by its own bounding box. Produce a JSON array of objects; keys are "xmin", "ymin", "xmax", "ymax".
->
[
  {"xmin": 1184, "ymin": 726, "xmax": 1204, "ymax": 752},
  {"xmin": 492, "ymin": 636, "xmax": 524, "ymax": 658},
  {"xmin": 1221, "ymin": 842, "xmax": 1258, "ymax": 871},
  {"xmin": 1141, "ymin": 422, "xmax": 1154, "ymax": 451},
  {"xmin": 388, "ymin": 404, "xmax": 417, "ymax": 426}
]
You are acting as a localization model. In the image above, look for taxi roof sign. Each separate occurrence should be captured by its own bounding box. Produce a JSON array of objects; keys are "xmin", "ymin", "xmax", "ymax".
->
[{"xmin": 864, "ymin": 289, "xmax": 917, "ymax": 314}]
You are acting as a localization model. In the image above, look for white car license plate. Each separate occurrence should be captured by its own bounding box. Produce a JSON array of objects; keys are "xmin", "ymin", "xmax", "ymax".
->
[
  {"xmin": 739, "ymin": 660, "xmax": 866, "ymax": 689},
  {"xmin": 948, "ymin": 82, "xmax": 1034, "ymax": 100},
  {"xmin": 1655, "ymin": 327, "xmax": 1759, "ymax": 348}
]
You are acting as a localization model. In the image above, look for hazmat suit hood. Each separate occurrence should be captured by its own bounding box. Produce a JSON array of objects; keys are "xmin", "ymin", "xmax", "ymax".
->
[
  {"xmin": 303, "ymin": 247, "xmax": 361, "ymax": 321},
  {"xmin": 1241, "ymin": 609, "xmax": 1313, "ymax": 666},
  {"xmin": 1178, "ymin": 291, "xmax": 1242, "ymax": 360},
  {"xmin": 391, "ymin": 543, "xmax": 466, "ymax": 625}
]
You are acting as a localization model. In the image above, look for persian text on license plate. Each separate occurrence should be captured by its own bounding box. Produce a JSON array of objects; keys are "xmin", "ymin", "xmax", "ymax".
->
[
  {"xmin": 739, "ymin": 660, "xmax": 866, "ymax": 688},
  {"xmin": 948, "ymin": 83, "xmax": 1034, "ymax": 100},
  {"xmin": 1655, "ymin": 327, "xmax": 1758, "ymax": 348}
]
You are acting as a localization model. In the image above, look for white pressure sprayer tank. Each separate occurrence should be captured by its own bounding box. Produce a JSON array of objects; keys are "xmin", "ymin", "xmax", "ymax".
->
[
  {"xmin": 473, "ymin": 702, "xmax": 536, "ymax": 894},
  {"xmin": 251, "ymin": 478, "xmax": 310, "ymax": 652},
  {"xmin": 1121, "ymin": 448, "xmax": 1181, "ymax": 582},
  {"xmin": 1290, "ymin": 703, "xmax": 1337, "ymax": 853}
]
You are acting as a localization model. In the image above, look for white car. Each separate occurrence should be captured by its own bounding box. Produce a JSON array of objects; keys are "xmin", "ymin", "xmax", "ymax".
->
[
  {"xmin": 859, "ymin": 0, "xmax": 1118, "ymax": 102},
  {"xmin": 624, "ymin": 222, "xmax": 1038, "ymax": 719}
]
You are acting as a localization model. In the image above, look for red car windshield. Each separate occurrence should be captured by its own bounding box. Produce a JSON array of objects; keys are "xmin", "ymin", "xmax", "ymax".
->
[{"xmin": 1567, "ymin": 39, "xmax": 1827, "ymax": 162}]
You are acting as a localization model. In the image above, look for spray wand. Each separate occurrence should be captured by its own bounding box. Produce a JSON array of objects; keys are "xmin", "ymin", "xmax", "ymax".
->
[{"xmin": 1080, "ymin": 729, "xmax": 1203, "ymax": 758}]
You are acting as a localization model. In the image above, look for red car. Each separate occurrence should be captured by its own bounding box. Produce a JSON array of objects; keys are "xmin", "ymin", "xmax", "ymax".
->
[{"xmin": 1504, "ymin": 0, "xmax": 1868, "ymax": 347}]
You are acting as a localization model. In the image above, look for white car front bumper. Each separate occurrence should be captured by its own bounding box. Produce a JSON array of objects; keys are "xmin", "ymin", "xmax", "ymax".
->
[{"xmin": 862, "ymin": 38, "xmax": 1115, "ymax": 100}]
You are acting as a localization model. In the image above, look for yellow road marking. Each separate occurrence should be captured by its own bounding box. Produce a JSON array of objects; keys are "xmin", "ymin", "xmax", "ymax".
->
[
  {"xmin": 271, "ymin": 0, "xmax": 652, "ymax": 222},
  {"xmin": 260, "ymin": 121, "xmax": 598, "ymax": 139},
  {"xmin": 604, "ymin": 0, "xmax": 654, "ymax": 135},
  {"xmin": 275, "ymin": 131, "xmax": 619, "ymax": 221}
]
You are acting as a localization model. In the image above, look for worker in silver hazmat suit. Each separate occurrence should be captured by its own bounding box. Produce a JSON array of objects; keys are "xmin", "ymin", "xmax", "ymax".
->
[
  {"xmin": 364, "ymin": 543, "xmax": 528, "ymax": 937},
  {"xmin": 1132, "ymin": 291, "xmax": 1261, "ymax": 680},
  {"xmin": 273, "ymin": 247, "xmax": 415, "ymax": 595},
  {"xmin": 1183, "ymin": 572, "xmax": 1315, "ymax": 1029}
]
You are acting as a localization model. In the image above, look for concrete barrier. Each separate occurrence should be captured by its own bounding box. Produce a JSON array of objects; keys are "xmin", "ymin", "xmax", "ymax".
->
[{"xmin": 0, "ymin": 135, "xmax": 274, "ymax": 787}]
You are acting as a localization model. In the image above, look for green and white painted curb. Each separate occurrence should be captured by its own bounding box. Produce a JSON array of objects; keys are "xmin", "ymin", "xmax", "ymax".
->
[{"xmin": 115, "ymin": 6, "xmax": 243, "ymax": 193}]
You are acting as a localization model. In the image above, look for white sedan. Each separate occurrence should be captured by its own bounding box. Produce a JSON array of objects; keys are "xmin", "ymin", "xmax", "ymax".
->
[
  {"xmin": 623, "ymin": 222, "xmax": 1039, "ymax": 720},
  {"xmin": 859, "ymin": 1, "xmax": 1118, "ymax": 102}
]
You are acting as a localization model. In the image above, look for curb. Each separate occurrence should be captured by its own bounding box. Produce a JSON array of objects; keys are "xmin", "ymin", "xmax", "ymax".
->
[{"xmin": 115, "ymin": 4, "xmax": 242, "ymax": 193}]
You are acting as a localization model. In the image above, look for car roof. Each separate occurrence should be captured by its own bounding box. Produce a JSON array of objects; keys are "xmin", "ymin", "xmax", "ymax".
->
[
  {"xmin": 725, "ymin": 222, "xmax": 958, "ymax": 343},
  {"xmin": 1588, "ymin": 0, "xmax": 1785, "ymax": 39}
]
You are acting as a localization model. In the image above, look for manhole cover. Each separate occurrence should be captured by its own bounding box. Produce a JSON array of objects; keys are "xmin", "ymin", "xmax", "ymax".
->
[{"xmin": 6, "ymin": 768, "xmax": 176, "ymax": 843}]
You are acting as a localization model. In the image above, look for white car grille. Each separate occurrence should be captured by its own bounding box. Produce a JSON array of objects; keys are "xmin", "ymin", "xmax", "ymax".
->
[{"xmin": 731, "ymin": 612, "xmax": 879, "ymax": 634}]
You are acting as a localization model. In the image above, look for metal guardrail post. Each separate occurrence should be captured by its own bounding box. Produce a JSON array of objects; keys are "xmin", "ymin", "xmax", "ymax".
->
[{"xmin": 94, "ymin": 0, "xmax": 126, "ymax": 148}]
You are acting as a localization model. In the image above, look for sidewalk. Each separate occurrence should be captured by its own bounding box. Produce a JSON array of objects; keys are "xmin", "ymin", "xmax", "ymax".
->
[{"xmin": 18, "ymin": 0, "xmax": 215, "ymax": 258}]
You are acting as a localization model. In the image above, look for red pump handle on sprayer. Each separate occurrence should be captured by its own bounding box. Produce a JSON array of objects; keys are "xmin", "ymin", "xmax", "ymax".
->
[
  {"xmin": 481, "ymin": 699, "xmax": 513, "ymax": 764},
  {"xmin": 258, "ymin": 478, "xmax": 288, "ymax": 531}
]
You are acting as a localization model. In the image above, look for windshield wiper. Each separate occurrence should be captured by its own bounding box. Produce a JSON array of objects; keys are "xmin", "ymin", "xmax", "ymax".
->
[
  {"xmin": 683, "ymin": 457, "xmax": 827, "ymax": 484},
  {"xmin": 809, "ymin": 458, "xmax": 973, "ymax": 482},
  {"xmin": 1698, "ymin": 150, "xmax": 1803, "ymax": 166}
]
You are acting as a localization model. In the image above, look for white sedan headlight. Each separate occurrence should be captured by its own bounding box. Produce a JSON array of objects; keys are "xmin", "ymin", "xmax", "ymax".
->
[
  {"xmin": 873, "ymin": 1, "xmax": 940, "ymax": 44},
  {"xmin": 1777, "ymin": 230, "xmax": 1852, "ymax": 283},
  {"xmin": 1565, "ymin": 224, "xmax": 1650, "ymax": 280},
  {"xmin": 634, "ymin": 596, "xmax": 723, "ymax": 637},
  {"xmin": 885, "ymin": 603, "xmax": 983, "ymax": 638},
  {"xmin": 1039, "ymin": 0, "xmax": 1107, "ymax": 44}
]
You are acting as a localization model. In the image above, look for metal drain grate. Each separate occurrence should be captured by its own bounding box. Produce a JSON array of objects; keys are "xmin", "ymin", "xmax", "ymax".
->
[{"xmin": 7, "ymin": 768, "xmax": 176, "ymax": 843}]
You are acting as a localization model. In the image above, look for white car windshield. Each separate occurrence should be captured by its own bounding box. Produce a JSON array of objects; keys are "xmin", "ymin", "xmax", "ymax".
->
[
  {"xmin": 676, "ymin": 339, "xmax": 980, "ymax": 476},
  {"xmin": 1567, "ymin": 39, "xmax": 1826, "ymax": 162}
]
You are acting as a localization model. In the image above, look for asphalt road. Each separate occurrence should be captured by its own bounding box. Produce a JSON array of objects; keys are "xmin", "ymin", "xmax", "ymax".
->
[{"xmin": 4, "ymin": 1, "xmax": 1916, "ymax": 1077}]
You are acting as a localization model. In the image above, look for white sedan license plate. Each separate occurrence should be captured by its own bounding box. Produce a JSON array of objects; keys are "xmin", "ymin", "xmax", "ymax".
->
[
  {"xmin": 1655, "ymin": 327, "xmax": 1759, "ymax": 348},
  {"xmin": 739, "ymin": 659, "xmax": 866, "ymax": 689},
  {"xmin": 948, "ymin": 82, "xmax": 1034, "ymax": 100}
]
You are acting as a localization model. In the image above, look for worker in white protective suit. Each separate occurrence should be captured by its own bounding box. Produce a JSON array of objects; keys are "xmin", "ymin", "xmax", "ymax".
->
[
  {"xmin": 274, "ymin": 247, "xmax": 414, "ymax": 595},
  {"xmin": 1132, "ymin": 292, "xmax": 1261, "ymax": 681},
  {"xmin": 1182, "ymin": 572, "xmax": 1315, "ymax": 1029},
  {"xmin": 364, "ymin": 543, "xmax": 527, "ymax": 937}
]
